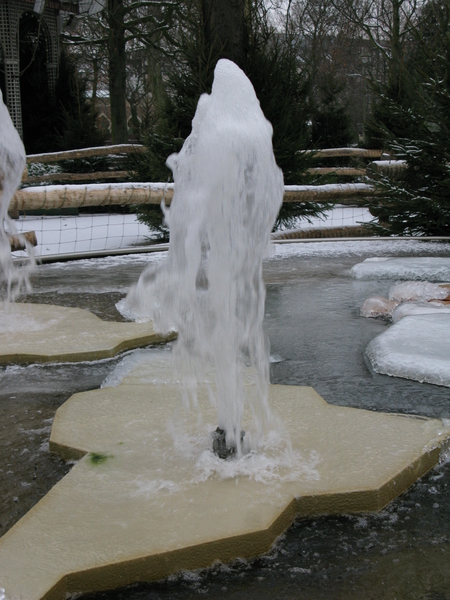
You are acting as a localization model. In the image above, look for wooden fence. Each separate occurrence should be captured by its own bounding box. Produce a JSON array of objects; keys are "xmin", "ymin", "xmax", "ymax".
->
[{"xmin": 14, "ymin": 145, "xmax": 409, "ymax": 213}]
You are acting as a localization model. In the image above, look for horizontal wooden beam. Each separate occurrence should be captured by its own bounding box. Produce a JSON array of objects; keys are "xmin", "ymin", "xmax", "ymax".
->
[
  {"xmin": 25, "ymin": 145, "xmax": 384, "ymax": 166},
  {"xmin": 26, "ymin": 145, "xmax": 146, "ymax": 165},
  {"xmin": 26, "ymin": 171, "xmax": 133, "ymax": 184},
  {"xmin": 11, "ymin": 183, "xmax": 377, "ymax": 212},
  {"xmin": 307, "ymin": 167, "xmax": 366, "ymax": 176},
  {"xmin": 283, "ymin": 183, "xmax": 377, "ymax": 203},
  {"xmin": 8, "ymin": 231, "xmax": 37, "ymax": 251},
  {"xmin": 310, "ymin": 148, "xmax": 384, "ymax": 158}
]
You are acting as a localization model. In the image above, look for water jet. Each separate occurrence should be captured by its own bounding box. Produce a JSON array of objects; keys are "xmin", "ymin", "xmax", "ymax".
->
[{"xmin": 119, "ymin": 59, "xmax": 284, "ymax": 453}]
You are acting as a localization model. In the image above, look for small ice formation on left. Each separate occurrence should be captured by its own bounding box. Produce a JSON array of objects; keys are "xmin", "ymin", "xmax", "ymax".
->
[{"xmin": 0, "ymin": 89, "xmax": 35, "ymax": 301}]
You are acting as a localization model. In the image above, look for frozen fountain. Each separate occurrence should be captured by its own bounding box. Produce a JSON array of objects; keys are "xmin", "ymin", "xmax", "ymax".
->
[
  {"xmin": 120, "ymin": 59, "xmax": 284, "ymax": 456},
  {"xmin": 0, "ymin": 89, "xmax": 35, "ymax": 301}
]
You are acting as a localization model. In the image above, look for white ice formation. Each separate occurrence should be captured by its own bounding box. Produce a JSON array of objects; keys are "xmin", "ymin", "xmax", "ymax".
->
[
  {"xmin": 391, "ymin": 302, "xmax": 450, "ymax": 323},
  {"xmin": 366, "ymin": 314, "xmax": 450, "ymax": 387},
  {"xmin": 0, "ymin": 89, "xmax": 35, "ymax": 300},
  {"xmin": 119, "ymin": 59, "xmax": 284, "ymax": 453},
  {"xmin": 360, "ymin": 296, "xmax": 398, "ymax": 319},
  {"xmin": 360, "ymin": 281, "xmax": 450, "ymax": 319},
  {"xmin": 389, "ymin": 281, "xmax": 450, "ymax": 303},
  {"xmin": 351, "ymin": 257, "xmax": 450, "ymax": 281}
]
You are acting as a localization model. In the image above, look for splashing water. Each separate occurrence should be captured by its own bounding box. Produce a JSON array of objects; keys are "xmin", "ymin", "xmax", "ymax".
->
[
  {"xmin": 119, "ymin": 60, "xmax": 284, "ymax": 454},
  {"xmin": 0, "ymin": 89, "xmax": 35, "ymax": 302}
]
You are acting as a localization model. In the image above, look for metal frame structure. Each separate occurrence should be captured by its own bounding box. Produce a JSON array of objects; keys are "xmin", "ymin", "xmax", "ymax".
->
[{"xmin": 0, "ymin": 0, "xmax": 77, "ymax": 138}]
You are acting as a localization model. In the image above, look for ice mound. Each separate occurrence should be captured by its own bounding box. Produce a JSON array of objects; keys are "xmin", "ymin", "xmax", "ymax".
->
[
  {"xmin": 389, "ymin": 281, "xmax": 450, "ymax": 302},
  {"xmin": 360, "ymin": 296, "xmax": 398, "ymax": 318},
  {"xmin": 392, "ymin": 302, "xmax": 450, "ymax": 323},
  {"xmin": 351, "ymin": 257, "xmax": 450, "ymax": 281},
  {"xmin": 360, "ymin": 281, "xmax": 450, "ymax": 319},
  {"xmin": 366, "ymin": 314, "xmax": 450, "ymax": 387}
]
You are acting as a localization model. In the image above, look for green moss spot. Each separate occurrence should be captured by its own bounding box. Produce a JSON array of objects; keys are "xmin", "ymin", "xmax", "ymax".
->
[{"xmin": 88, "ymin": 452, "xmax": 112, "ymax": 465}]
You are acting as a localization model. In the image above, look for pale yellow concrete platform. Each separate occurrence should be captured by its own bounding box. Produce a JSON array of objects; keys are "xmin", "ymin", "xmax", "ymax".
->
[
  {"xmin": 0, "ymin": 302, "xmax": 174, "ymax": 364},
  {"xmin": 0, "ymin": 373, "xmax": 449, "ymax": 600}
]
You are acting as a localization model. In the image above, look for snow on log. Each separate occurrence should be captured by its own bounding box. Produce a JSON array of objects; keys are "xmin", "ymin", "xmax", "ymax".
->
[
  {"xmin": 26, "ymin": 144, "xmax": 146, "ymax": 164},
  {"xmin": 368, "ymin": 160, "xmax": 407, "ymax": 179},
  {"xmin": 307, "ymin": 167, "xmax": 366, "ymax": 176},
  {"xmin": 26, "ymin": 145, "xmax": 382, "ymax": 165},
  {"xmin": 308, "ymin": 148, "xmax": 384, "ymax": 158},
  {"xmin": 284, "ymin": 183, "xmax": 377, "ymax": 203},
  {"xmin": 26, "ymin": 171, "xmax": 133, "ymax": 184},
  {"xmin": 11, "ymin": 183, "xmax": 174, "ymax": 211},
  {"xmin": 11, "ymin": 182, "xmax": 377, "ymax": 211}
]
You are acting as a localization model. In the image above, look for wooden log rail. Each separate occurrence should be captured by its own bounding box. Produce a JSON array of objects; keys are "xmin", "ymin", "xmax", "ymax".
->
[
  {"xmin": 25, "ymin": 145, "xmax": 382, "ymax": 166},
  {"xmin": 25, "ymin": 171, "xmax": 132, "ymax": 185},
  {"xmin": 22, "ymin": 146, "xmax": 391, "ymax": 185},
  {"xmin": 26, "ymin": 144, "xmax": 146, "ymax": 164},
  {"xmin": 10, "ymin": 182, "xmax": 378, "ymax": 212},
  {"xmin": 8, "ymin": 231, "xmax": 37, "ymax": 251},
  {"xmin": 21, "ymin": 144, "xmax": 406, "ymax": 190}
]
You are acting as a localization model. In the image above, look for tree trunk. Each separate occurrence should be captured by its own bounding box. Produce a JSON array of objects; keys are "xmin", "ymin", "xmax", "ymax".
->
[
  {"xmin": 92, "ymin": 57, "xmax": 99, "ymax": 113},
  {"xmin": 390, "ymin": 0, "xmax": 402, "ymax": 89},
  {"xmin": 107, "ymin": 0, "xmax": 128, "ymax": 143},
  {"xmin": 201, "ymin": 0, "xmax": 246, "ymax": 68}
]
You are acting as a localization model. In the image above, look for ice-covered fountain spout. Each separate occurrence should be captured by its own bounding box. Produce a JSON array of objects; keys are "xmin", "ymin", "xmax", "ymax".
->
[
  {"xmin": 121, "ymin": 59, "xmax": 284, "ymax": 456},
  {"xmin": 0, "ymin": 89, "xmax": 35, "ymax": 300}
]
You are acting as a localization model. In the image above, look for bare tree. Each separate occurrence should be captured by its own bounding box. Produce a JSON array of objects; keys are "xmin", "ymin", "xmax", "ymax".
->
[{"xmin": 62, "ymin": 0, "xmax": 180, "ymax": 143}]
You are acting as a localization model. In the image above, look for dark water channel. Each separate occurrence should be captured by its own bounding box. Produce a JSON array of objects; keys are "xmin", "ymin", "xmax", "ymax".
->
[{"xmin": 2, "ymin": 240, "xmax": 450, "ymax": 600}]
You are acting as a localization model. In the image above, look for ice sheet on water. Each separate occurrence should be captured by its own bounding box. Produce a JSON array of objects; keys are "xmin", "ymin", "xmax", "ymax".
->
[
  {"xmin": 366, "ymin": 314, "xmax": 450, "ymax": 387},
  {"xmin": 351, "ymin": 257, "xmax": 450, "ymax": 281}
]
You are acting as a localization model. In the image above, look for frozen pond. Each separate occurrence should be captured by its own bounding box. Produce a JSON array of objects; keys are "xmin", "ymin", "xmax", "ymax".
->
[{"xmin": 2, "ymin": 238, "xmax": 450, "ymax": 599}]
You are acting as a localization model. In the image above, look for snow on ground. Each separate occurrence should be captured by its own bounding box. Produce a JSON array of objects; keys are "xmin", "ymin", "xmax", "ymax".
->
[
  {"xmin": 351, "ymin": 257, "xmax": 450, "ymax": 281},
  {"xmin": 366, "ymin": 314, "xmax": 450, "ymax": 387}
]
